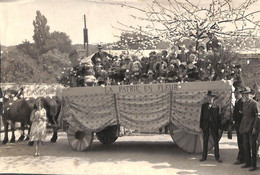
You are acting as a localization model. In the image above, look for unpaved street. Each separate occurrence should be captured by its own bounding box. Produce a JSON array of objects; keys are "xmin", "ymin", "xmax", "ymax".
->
[{"xmin": 0, "ymin": 132, "xmax": 259, "ymax": 175}]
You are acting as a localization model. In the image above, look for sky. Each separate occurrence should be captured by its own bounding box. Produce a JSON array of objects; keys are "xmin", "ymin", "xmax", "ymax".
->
[
  {"xmin": 0, "ymin": 0, "xmax": 145, "ymax": 46},
  {"xmin": 0, "ymin": 0, "xmax": 260, "ymax": 46}
]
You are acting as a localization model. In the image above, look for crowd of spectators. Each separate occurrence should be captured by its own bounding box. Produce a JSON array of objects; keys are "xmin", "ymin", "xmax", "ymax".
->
[{"xmin": 67, "ymin": 42, "xmax": 243, "ymax": 87}]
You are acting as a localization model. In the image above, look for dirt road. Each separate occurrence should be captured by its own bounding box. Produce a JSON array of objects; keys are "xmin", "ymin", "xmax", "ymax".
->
[{"xmin": 0, "ymin": 132, "xmax": 259, "ymax": 175}]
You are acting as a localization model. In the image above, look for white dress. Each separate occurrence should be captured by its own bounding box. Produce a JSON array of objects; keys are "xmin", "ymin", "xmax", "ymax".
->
[{"xmin": 30, "ymin": 108, "xmax": 47, "ymax": 141}]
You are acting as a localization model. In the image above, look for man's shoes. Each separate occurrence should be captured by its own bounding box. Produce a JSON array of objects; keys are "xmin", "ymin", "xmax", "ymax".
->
[
  {"xmin": 249, "ymin": 167, "xmax": 257, "ymax": 171},
  {"xmin": 216, "ymin": 158, "xmax": 222, "ymax": 163},
  {"xmin": 234, "ymin": 160, "xmax": 243, "ymax": 165},
  {"xmin": 241, "ymin": 164, "xmax": 250, "ymax": 168},
  {"xmin": 199, "ymin": 158, "xmax": 206, "ymax": 162}
]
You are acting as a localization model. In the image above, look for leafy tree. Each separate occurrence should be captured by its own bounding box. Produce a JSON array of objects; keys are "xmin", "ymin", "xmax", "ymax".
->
[
  {"xmin": 50, "ymin": 31, "xmax": 72, "ymax": 53},
  {"xmin": 1, "ymin": 47, "xmax": 71, "ymax": 83},
  {"xmin": 16, "ymin": 40, "xmax": 38, "ymax": 59},
  {"xmin": 1, "ymin": 49, "xmax": 42, "ymax": 83},
  {"xmin": 38, "ymin": 49, "xmax": 71, "ymax": 82},
  {"xmin": 2, "ymin": 11, "xmax": 73, "ymax": 83},
  {"xmin": 33, "ymin": 10, "xmax": 51, "ymax": 54}
]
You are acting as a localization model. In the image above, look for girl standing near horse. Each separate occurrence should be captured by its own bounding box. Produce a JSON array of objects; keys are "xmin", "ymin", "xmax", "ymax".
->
[{"xmin": 30, "ymin": 98, "xmax": 48, "ymax": 156}]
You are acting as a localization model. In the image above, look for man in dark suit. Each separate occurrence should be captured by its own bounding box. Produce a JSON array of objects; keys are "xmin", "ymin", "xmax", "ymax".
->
[
  {"xmin": 239, "ymin": 86, "xmax": 260, "ymax": 171},
  {"xmin": 91, "ymin": 45, "xmax": 113, "ymax": 65},
  {"xmin": 199, "ymin": 90, "xmax": 222, "ymax": 163},
  {"xmin": 233, "ymin": 87, "xmax": 244, "ymax": 165}
]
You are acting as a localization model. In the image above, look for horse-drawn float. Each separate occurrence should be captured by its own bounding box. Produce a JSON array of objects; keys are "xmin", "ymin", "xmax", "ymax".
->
[{"xmin": 61, "ymin": 80, "xmax": 233, "ymax": 153}]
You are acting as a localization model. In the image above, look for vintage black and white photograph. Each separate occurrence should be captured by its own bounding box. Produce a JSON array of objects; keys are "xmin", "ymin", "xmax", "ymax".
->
[{"xmin": 0, "ymin": 0, "xmax": 260, "ymax": 174}]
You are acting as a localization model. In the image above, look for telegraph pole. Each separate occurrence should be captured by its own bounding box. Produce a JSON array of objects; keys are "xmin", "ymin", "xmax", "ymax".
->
[{"xmin": 83, "ymin": 15, "xmax": 89, "ymax": 56}]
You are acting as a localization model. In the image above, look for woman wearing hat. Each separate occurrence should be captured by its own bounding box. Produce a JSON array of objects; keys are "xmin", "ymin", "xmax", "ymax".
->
[
  {"xmin": 186, "ymin": 63, "xmax": 199, "ymax": 82},
  {"xmin": 146, "ymin": 70, "xmax": 155, "ymax": 84},
  {"xmin": 197, "ymin": 44, "xmax": 206, "ymax": 60},
  {"xmin": 239, "ymin": 87, "xmax": 260, "ymax": 171}
]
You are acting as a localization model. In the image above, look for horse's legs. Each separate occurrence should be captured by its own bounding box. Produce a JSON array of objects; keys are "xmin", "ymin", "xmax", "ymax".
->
[
  {"xmin": 18, "ymin": 123, "xmax": 25, "ymax": 141},
  {"xmin": 50, "ymin": 128, "xmax": 58, "ymax": 142},
  {"xmin": 50, "ymin": 115, "xmax": 58, "ymax": 142},
  {"xmin": 2, "ymin": 120, "xmax": 9, "ymax": 144},
  {"xmin": 10, "ymin": 122, "xmax": 16, "ymax": 143}
]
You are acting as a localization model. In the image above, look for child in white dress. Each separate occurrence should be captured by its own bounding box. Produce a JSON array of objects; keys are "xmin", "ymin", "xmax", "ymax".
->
[{"xmin": 30, "ymin": 98, "xmax": 47, "ymax": 156}]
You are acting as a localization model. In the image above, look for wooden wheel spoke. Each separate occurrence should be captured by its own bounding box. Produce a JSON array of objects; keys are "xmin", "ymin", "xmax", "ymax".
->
[
  {"xmin": 67, "ymin": 127, "xmax": 93, "ymax": 151},
  {"xmin": 169, "ymin": 123, "xmax": 219, "ymax": 154}
]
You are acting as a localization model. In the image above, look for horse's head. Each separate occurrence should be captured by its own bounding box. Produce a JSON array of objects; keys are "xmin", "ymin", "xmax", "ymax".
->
[
  {"xmin": 3, "ymin": 87, "xmax": 24, "ymax": 103},
  {"xmin": 39, "ymin": 96, "xmax": 61, "ymax": 125},
  {"xmin": 3, "ymin": 89, "xmax": 17, "ymax": 103}
]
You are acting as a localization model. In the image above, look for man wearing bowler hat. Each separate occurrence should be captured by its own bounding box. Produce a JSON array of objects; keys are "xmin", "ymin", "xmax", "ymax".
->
[
  {"xmin": 199, "ymin": 90, "xmax": 222, "ymax": 163},
  {"xmin": 233, "ymin": 87, "xmax": 244, "ymax": 165},
  {"xmin": 239, "ymin": 86, "xmax": 260, "ymax": 171}
]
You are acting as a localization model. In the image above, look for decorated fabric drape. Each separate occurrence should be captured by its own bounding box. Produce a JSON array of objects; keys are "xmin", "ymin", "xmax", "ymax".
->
[
  {"xmin": 62, "ymin": 93, "xmax": 117, "ymax": 132},
  {"xmin": 171, "ymin": 89, "xmax": 232, "ymax": 134},
  {"xmin": 117, "ymin": 91, "xmax": 170, "ymax": 130},
  {"xmin": 62, "ymin": 81, "xmax": 233, "ymax": 133}
]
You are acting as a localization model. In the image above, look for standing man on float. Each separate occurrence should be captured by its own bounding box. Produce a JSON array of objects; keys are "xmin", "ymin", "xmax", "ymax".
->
[{"xmin": 91, "ymin": 45, "xmax": 113, "ymax": 65}]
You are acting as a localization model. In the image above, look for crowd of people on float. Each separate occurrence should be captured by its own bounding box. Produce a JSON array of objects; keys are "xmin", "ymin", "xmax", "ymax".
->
[{"xmin": 69, "ymin": 41, "xmax": 242, "ymax": 87}]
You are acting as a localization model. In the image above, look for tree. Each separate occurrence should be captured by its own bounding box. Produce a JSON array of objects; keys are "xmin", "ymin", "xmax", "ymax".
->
[
  {"xmin": 113, "ymin": 32, "xmax": 154, "ymax": 49},
  {"xmin": 112, "ymin": 0, "xmax": 260, "ymax": 50},
  {"xmin": 33, "ymin": 10, "xmax": 51, "ymax": 54},
  {"xmin": 50, "ymin": 31, "xmax": 72, "ymax": 53},
  {"xmin": 38, "ymin": 49, "xmax": 71, "ymax": 82},
  {"xmin": 111, "ymin": 32, "xmax": 170, "ymax": 50},
  {"xmin": 16, "ymin": 40, "xmax": 38, "ymax": 59},
  {"xmin": 1, "ymin": 49, "xmax": 42, "ymax": 83}
]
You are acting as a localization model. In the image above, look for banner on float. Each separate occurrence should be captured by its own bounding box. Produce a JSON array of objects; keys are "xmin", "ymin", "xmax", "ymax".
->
[{"xmin": 63, "ymin": 80, "xmax": 233, "ymax": 96}]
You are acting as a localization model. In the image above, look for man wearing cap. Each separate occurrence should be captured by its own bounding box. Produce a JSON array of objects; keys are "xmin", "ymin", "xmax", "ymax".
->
[
  {"xmin": 233, "ymin": 87, "xmax": 244, "ymax": 165},
  {"xmin": 199, "ymin": 91, "xmax": 222, "ymax": 163},
  {"xmin": 206, "ymin": 31, "xmax": 220, "ymax": 51},
  {"xmin": 239, "ymin": 86, "xmax": 260, "ymax": 171},
  {"xmin": 91, "ymin": 45, "xmax": 113, "ymax": 65}
]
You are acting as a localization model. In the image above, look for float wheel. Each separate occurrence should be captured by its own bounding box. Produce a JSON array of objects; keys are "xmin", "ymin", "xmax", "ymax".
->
[
  {"xmin": 67, "ymin": 126, "xmax": 93, "ymax": 151},
  {"xmin": 169, "ymin": 123, "xmax": 222, "ymax": 153},
  {"xmin": 96, "ymin": 125, "xmax": 118, "ymax": 144}
]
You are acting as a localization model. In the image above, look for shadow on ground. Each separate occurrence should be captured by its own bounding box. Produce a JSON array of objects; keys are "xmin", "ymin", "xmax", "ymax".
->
[{"xmin": 0, "ymin": 133, "xmax": 259, "ymax": 175}]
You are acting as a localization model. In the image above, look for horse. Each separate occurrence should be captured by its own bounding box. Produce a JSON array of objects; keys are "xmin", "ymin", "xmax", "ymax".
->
[
  {"xmin": 2, "ymin": 89, "xmax": 62, "ymax": 145},
  {"xmin": 2, "ymin": 94, "xmax": 35, "ymax": 144},
  {"xmin": 40, "ymin": 96, "xmax": 62, "ymax": 143}
]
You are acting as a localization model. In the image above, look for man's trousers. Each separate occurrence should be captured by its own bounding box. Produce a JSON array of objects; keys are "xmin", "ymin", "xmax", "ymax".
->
[{"xmin": 202, "ymin": 129, "xmax": 220, "ymax": 159}]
